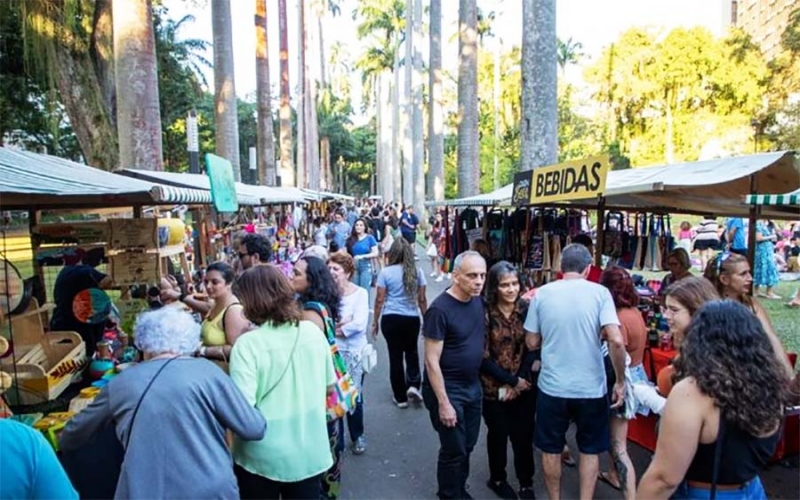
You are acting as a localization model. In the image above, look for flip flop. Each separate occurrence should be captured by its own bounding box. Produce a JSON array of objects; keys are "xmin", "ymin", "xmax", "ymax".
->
[{"xmin": 598, "ymin": 471, "xmax": 621, "ymax": 491}]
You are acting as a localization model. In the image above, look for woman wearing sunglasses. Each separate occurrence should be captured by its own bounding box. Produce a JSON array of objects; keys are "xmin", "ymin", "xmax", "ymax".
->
[{"xmin": 704, "ymin": 252, "xmax": 793, "ymax": 379}]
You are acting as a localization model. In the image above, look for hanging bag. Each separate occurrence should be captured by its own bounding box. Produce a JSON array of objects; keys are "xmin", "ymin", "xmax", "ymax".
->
[
  {"xmin": 659, "ymin": 214, "xmax": 675, "ymax": 270},
  {"xmin": 304, "ymin": 302, "xmax": 359, "ymax": 421},
  {"xmin": 603, "ymin": 212, "xmax": 625, "ymax": 258}
]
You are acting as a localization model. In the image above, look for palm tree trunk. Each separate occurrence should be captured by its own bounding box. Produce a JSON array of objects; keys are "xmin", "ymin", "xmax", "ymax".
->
[
  {"xmin": 278, "ymin": 0, "xmax": 295, "ymax": 186},
  {"xmin": 392, "ymin": 47, "xmax": 403, "ymax": 204},
  {"xmin": 255, "ymin": 0, "xmax": 276, "ymax": 185},
  {"xmin": 521, "ymin": 0, "xmax": 557, "ymax": 170},
  {"xmin": 296, "ymin": 0, "xmax": 307, "ymax": 189},
  {"xmin": 428, "ymin": 0, "xmax": 444, "ymax": 201},
  {"xmin": 212, "ymin": 0, "xmax": 241, "ymax": 181},
  {"xmin": 457, "ymin": 0, "xmax": 479, "ymax": 196},
  {"xmin": 402, "ymin": 0, "xmax": 414, "ymax": 205},
  {"xmin": 411, "ymin": 0, "xmax": 425, "ymax": 213},
  {"xmin": 379, "ymin": 71, "xmax": 394, "ymax": 202},
  {"xmin": 91, "ymin": 0, "xmax": 115, "ymax": 129},
  {"xmin": 113, "ymin": 0, "xmax": 163, "ymax": 170}
]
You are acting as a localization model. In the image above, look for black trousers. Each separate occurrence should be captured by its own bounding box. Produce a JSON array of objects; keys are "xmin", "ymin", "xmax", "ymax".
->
[
  {"xmin": 482, "ymin": 390, "xmax": 537, "ymax": 488},
  {"xmin": 422, "ymin": 379, "xmax": 483, "ymax": 500},
  {"xmin": 381, "ymin": 314, "xmax": 422, "ymax": 402},
  {"xmin": 235, "ymin": 464, "xmax": 321, "ymax": 500}
]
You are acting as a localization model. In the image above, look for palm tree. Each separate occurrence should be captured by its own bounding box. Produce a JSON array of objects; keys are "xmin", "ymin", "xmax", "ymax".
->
[
  {"xmin": 411, "ymin": 0, "xmax": 424, "ymax": 213},
  {"xmin": 557, "ymin": 37, "xmax": 584, "ymax": 76},
  {"xmin": 402, "ymin": 0, "xmax": 413, "ymax": 205},
  {"xmin": 520, "ymin": 0, "xmax": 557, "ymax": 171},
  {"xmin": 457, "ymin": 0, "xmax": 479, "ymax": 196},
  {"xmin": 114, "ymin": 0, "xmax": 164, "ymax": 170},
  {"xmin": 428, "ymin": 0, "xmax": 444, "ymax": 201},
  {"xmin": 355, "ymin": 0, "xmax": 405, "ymax": 201},
  {"xmin": 211, "ymin": 0, "xmax": 241, "ymax": 180},
  {"xmin": 278, "ymin": 0, "xmax": 295, "ymax": 186},
  {"xmin": 255, "ymin": 0, "xmax": 276, "ymax": 185},
  {"xmin": 297, "ymin": 0, "xmax": 307, "ymax": 188}
]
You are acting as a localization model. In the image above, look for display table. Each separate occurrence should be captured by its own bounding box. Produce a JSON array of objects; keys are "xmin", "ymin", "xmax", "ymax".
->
[{"xmin": 627, "ymin": 350, "xmax": 799, "ymax": 462}]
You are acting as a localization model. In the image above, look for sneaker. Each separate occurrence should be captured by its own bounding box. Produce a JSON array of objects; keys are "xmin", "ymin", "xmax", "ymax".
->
[
  {"xmin": 406, "ymin": 386, "xmax": 423, "ymax": 403},
  {"xmin": 435, "ymin": 275, "xmax": 444, "ymax": 282},
  {"xmin": 486, "ymin": 480, "xmax": 518, "ymax": 500},
  {"xmin": 446, "ymin": 273, "xmax": 452, "ymax": 279},
  {"xmin": 353, "ymin": 436, "xmax": 367, "ymax": 455},
  {"xmin": 430, "ymin": 271, "xmax": 437, "ymax": 277},
  {"xmin": 518, "ymin": 487, "xmax": 536, "ymax": 500},
  {"xmin": 393, "ymin": 397, "xmax": 409, "ymax": 409}
]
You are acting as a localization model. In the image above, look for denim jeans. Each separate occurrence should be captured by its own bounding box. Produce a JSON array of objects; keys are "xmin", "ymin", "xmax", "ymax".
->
[
  {"xmin": 352, "ymin": 258, "xmax": 372, "ymax": 291},
  {"xmin": 672, "ymin": 477, "xmax": 767, "ymax": 500},
  {"xmin": 422, "ymin": 379, "xmax": 482, "ymax": 499}
]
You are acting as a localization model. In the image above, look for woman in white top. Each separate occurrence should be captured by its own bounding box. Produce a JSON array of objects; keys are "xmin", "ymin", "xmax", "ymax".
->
[
  {"xmin": 327, "ymin": 252, "xmax": 370, "ymax": 455},
  {"xmin": 693, "ymin": 215, "xmax": 721, "ymax": 272}
]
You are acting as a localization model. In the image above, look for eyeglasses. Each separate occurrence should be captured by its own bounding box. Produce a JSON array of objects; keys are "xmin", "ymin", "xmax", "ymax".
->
[{"xmin": 715, "ymin": 250, "xmax": 731, "ymax": 274}]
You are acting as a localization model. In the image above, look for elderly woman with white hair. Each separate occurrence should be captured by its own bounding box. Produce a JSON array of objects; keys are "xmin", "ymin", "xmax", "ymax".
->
[{"xmin": 60, "ymin": 307, "xmax": 266, "ymax": 499}]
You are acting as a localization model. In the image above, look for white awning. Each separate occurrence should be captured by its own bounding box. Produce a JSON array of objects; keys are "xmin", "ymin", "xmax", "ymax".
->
[
  {"xmin": 745, "ymin": 188, "xmax": 800, "ymax": 207},
  {"xmin": 425, "ymin": 184, "xmax": 513, "ymax": 208}
]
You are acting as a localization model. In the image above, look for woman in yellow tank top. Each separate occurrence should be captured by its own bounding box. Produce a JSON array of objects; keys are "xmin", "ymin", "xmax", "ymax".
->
[{"xmin": 196, "ymin": 262, "xmax": 252, "ymax": 362}]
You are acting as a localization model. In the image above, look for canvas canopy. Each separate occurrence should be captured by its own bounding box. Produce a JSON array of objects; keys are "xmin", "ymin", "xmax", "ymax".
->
[
  {"xmin": 424, "ymin": 183, "xmax": 513, "ymax": 208},
  {"xmin": 120, "ymin": 169, "xmax": 296, "ymax": 205},
  {"xmin": 0, "ymin": 148, "xmax": 213, "ymax": 209}
]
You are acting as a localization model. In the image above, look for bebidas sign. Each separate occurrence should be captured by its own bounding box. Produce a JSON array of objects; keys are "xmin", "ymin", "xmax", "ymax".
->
[{"xmin": 512, "ymin": 155, "xmax": 609, "ymax": 205}]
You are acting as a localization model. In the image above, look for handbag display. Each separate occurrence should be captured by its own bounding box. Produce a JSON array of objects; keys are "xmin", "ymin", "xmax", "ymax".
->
[{"xmin": 304, "ymin": 301, "xmax": 359, "ymax": 421}]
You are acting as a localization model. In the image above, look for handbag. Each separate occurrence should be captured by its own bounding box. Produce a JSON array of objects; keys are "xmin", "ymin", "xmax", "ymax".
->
[
  {"xmin": 361, "ymin": 343, "xmax": 378, "ymax": 373},
  {"xmin": 426, "ymin": 243, "xmax": 438, "ymax": 258},
  {"xmin": 304, "ymin": 302, "xmax": 359, "ymax": 421}
]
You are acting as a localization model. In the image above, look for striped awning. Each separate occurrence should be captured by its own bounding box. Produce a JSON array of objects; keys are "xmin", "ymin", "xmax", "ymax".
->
[
  {"xmin": 425, "ymin": 183, "xmax": 513, "ymax": 208},
  {"xmin": 0, "ymin": 147, "xmax": 213, "ymax": 209},
  {"xmin": 745, "ymin": 189, "xmax": 800, "ymax": 206}
]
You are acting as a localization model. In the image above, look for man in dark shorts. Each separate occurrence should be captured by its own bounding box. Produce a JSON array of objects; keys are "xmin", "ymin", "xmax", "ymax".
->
[
  {"xmin": 524, "ymin": 244, "xmax": 626, "ymax": 500},
  {"xmin": 422, "ymin": 251, "xmax": 487, "ymax": 499}
]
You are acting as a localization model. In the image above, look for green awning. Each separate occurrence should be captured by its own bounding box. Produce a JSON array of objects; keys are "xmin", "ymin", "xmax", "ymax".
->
[{"xmin": 745, "ymin": 189, "xmax": 800, "ymax": 206}]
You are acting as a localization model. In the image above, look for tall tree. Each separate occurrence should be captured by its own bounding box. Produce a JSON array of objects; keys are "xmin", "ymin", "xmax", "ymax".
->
[
  {"xmin": 114, "ymin": 0, "xmax": 164, "ymax": 170},
  {"xmin": 18, "ymin": 0, "xmax": 118, "ymax": 168},
  {"xmin": 521, "ymin": 0, "xmax": 558, "ymax": 170},
  {"xmin": 212, "ymin": 0, "xmax": 241, "ymax": 180},
  {"xmin": 428, "ymin": 0, "xmax": 444, "ymax": 201},
  {"xmin": 278, "ymin": 0, "xmax": 295, "ymax": 186},
  {"xmin": 255, "ymin": 0, "xmax": 276, "ymax": 185},
  {"xmin": 296, "ymin": 0, "xmax": 308, "ymax": 188},
  {"xmin": 457, "ymin": 0, "xmax": 479, "ymax": 196},
  {"xmin": 411, "ymin": 0, "xmax": 424, "ymax": 211},
  {"xmin": 402, "ymin": 0, "xmax": 414, "ymax": 204}
]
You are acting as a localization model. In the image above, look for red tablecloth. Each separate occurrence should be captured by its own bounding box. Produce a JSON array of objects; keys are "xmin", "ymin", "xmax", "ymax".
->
[{"xmin": 627, "ymin": 350, "xmax": 798, "ymax": 462}]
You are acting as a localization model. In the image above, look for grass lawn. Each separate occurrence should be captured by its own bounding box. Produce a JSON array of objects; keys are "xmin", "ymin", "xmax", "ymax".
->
[{"xmin": 762, "ymin": 280, "xmax": 800, "ymax": 356}]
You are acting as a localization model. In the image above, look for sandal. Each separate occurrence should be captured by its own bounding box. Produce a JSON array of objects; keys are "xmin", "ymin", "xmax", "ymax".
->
[{"xmin": 598, "ymin": 471, "xmax": 621, "ymax": 491}]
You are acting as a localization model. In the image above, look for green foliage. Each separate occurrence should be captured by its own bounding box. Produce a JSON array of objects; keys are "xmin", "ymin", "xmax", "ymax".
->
[
  {"xmin": 585, "ymin": 26, "xmax": 770, "ymax": 166},
  {"xmin": 764, "ymin": 8, "xmax": 800, "ymax": 149},
  {"xmin": 0, "ymin": 0, "xmax": 80, "ymax": 158}
]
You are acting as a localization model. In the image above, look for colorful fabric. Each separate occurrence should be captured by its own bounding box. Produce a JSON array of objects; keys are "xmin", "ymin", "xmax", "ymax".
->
[
  {"xmin": 305, "ymin": 301, "xmax": 359, "ymax": 421},
  {"xmin": 754, "ymin": 222, "xmax": 779, "ymax": 287}
]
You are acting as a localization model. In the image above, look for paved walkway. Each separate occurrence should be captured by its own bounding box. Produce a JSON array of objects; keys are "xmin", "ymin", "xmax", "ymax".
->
[{"xmin": 340, "ymin": 253, "xmax": 799, "ymax": 499}]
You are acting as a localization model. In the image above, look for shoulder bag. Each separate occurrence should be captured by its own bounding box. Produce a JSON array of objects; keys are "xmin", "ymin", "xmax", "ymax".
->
[{"xmin": 304, "ymin": 302, "xmax": 359, "ymax": 421}]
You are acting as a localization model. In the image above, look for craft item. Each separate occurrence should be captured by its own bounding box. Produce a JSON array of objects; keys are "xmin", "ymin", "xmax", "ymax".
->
[{"xmin": 73, "ymin": 288, "xmax": 112, "ymax": 325}]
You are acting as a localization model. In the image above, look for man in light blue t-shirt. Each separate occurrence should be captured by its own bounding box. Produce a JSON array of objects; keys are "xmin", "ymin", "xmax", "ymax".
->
[{"xmin": 524, "ymin": 244, "xmax": 626, "ymax": 500}]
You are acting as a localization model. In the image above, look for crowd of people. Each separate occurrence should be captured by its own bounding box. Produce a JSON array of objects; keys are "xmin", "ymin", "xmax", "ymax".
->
[{"xmin": 2, "ymin": 200, "xmax": 797, "ymax": 500}]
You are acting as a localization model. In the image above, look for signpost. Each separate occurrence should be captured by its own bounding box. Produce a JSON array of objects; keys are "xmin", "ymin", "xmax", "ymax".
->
[
  {"xmin": 205, "ymin": 153, "xmax": 239, "ymax": 213},
  {"xmin": 513, "ymin": 155, "xmax": 610, "ymax": 205}
]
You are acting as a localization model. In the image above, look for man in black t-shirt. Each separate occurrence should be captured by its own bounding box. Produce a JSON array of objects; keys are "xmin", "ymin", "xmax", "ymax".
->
[{"xmin": 422, "ymin": 250, "xmax": 487, "ymax": 500}]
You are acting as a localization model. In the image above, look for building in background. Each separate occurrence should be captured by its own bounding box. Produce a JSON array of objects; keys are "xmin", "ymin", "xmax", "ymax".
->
[{"xmin": 732, "ymin": 0, "xmax": 800, "ymax": 60}]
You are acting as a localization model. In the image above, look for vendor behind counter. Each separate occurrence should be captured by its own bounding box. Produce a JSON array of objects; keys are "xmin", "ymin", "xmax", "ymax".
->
[{"xmin": 49, "ymin": 249, "xmax": 113, "ymax": 358}]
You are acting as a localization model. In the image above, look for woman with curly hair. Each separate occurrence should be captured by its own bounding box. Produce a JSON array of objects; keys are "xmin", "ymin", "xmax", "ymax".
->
[
  {"xmin": 704, "ymin": 252, "xmax": 793, "ymax": 378},
  {"xmin": 290, "ymin": 256, "xmax": 345, "ymax": 499},
  {"xmin": 637, "ymin": 300, "xmax": 790, "ymax": 499},
  {"xmin": 597, "ymin": 266, "xmax": 649, "ymax": 499},
  {"xmin": 230, "ymin": 265, "xmax": 336, "ymax": 499},
  {"xmin": 480, "ymin": 261, "xmax": 537, "ymax": 500},
  {"xmin": 372, "ymin": 237, "xmax": 428, "ymax": 408}
]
